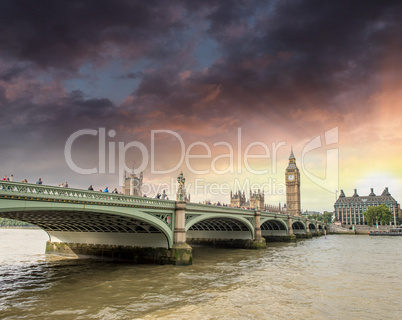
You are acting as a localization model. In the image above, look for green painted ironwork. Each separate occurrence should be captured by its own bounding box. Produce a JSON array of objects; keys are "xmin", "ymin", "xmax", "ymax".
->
[{"xmin": 0, "ymin": 181, "xmax": 175, "ymax": 208}]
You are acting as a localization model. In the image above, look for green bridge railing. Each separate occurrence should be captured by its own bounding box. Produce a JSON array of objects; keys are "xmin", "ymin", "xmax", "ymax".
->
[{"xmin": 0, "ymin": 180, "xmax": 175, "ymax": 208}]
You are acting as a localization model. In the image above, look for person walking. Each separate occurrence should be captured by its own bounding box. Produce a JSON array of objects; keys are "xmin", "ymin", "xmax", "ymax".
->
[
  {"xmin": 65, "ymin": 181, "xmax": 69, "ymax": 188},
  {"xmin": 36, "ymin": 178, "xmax": 43, "ymax": 185},
  {"xmin": 88, "ymin": 185, "xmax": 94, "ymax": 191},
  {"xmin": 104, "ymin": 187, "xmax": 109, "ymax": 193}
]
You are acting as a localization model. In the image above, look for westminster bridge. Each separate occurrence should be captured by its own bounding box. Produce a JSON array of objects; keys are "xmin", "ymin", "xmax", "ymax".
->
[{"xmin": 0, "ymin": 181, "xmax": 326, "ymax": 265}]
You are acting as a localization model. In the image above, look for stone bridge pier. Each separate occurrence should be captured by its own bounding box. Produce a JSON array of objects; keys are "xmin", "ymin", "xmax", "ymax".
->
[
  {"xmin": 168, "ymin": 205, "xmax": 268, "ymax": 265},
  {"xmin": 252, "ymin": 210, "xmax": 267, "ymax": 249},
  {"xmin": 287, "ymin": 215, "xmax": 296, "ymax": 241},
  {"xmin": 169, "ymin": 201, "xmax": 192, "ymax": 265}
]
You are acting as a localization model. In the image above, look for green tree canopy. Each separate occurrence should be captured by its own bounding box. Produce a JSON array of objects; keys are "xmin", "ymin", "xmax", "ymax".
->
[
  {"xmin": 307, "ymin": 212, "xmax": 333, "ymax": 224},
  {"xmin": 0, "ymin": 218, "xmax": 33, "ymax": 227},
  {"xmin": 308, "ymin": 213, "xmax": 322, "ymax": 221},
  {"xmin": 322, "ymin": 212, "xmax": 333, "ymax": 224},
  {"xmin": 362, "ymin": 204, "xmax": 393, "ymax": 226}
]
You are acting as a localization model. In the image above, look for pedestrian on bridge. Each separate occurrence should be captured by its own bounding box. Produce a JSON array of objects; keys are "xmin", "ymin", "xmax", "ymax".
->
[
  {"xmin": 104, "ymin": 187, "xmax": 109, "ymax": 193},
  {"xmin": 88, "ymin": 185, "xmax": 94, "ymax": 191},
  {"xmin": 36, "ymin": 178, "xmax": 42, "ymax": 185}
]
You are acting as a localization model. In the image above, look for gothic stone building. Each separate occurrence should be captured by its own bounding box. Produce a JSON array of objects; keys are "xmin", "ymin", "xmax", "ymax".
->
[
  {"xmin": 230, "ymin": 190, "xmax": 247, "ymax": 208},
  {"xmin": 122, "ymin": 170, "xmax": 143, "ymax": 196},
  {"xmin": 334, "ymin": 187, "xmax": 399, "ymax": 225},
  {"xmin": 230, "ymin": 190, "xmax": 283, "ymax": 213},
  {"xmin": 230, "ymin": 190, "xmax": 265, "ymax": 209}
]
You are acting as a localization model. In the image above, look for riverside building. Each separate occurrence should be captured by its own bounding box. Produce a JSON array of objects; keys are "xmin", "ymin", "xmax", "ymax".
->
[{"xmin": 334, "ymin": 187, "xmax": 399, "ymax": 226}]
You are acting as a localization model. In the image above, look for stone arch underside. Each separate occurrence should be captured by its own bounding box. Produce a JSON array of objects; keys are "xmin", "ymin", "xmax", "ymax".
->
[
  {"xmin": 0, "ymin": 209, "xmax": 170, "ymax": 248},
  {"xmin": 186, "ymin": 217, "xmax": 253, "ymax": 240},
  {"xmin": 309, "ymin": 223, "xmax": 317, "ymax": 231},
  {"xmin": 292, "ymin": 221, "xmax": 306, "ymax": 234},
  {"xmin": 261, "ymin": 219, "xmax": 288, "ymax": 236}
]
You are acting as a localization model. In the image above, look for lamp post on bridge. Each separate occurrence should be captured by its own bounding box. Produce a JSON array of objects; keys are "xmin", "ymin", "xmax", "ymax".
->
[{"xmin": 176, "ymin": 172, "xmax": 186, "ymax": 201}]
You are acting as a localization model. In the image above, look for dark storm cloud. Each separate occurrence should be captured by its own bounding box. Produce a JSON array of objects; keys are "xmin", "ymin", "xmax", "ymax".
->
[
  {"xmin": 0, "ymin": 88, "xmax": 116, "ymax": 133},
  {"xmin": 0, "ymin": 0, "xmax": 186, "ymax": 70},
  {"xmin": 66, "ymin": 90, "xmax": 114, "ymax": 113},
  {"xmin": 122, "ymin": 0, "xmax": 402, "ymax": 132},
  {"xmin": 1, "ymin": 0, "xmax": 402, "ymax": 139},
  {"xmin": 0, "ymin": 64, "xmax": 28, "ymax": 81},
  {"xmin": 202, "ymin": 0, "xmax": 402, "ymax": 109},
  {"xmin": 114, "ymin": 72, "xmax": 144, "ymax": 80}
]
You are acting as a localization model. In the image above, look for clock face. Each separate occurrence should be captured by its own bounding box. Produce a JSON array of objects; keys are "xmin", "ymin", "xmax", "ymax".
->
[{"xmin": 288, "ymin": 174, "xmax": 295, "ymax": 181}]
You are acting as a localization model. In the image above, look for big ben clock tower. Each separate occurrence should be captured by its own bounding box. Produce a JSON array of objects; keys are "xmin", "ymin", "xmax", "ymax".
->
[{"xmin": 285, "ymin": 148, "xmax": 301, "ymax": 216}]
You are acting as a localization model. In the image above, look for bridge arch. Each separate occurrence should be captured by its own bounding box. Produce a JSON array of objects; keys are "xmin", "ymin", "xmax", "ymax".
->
[
  {"xmin": 185, "ymin": 215, "xmax": 254, "ymax": 240},
  {"xmin": 292, "ymin": 221, "xmax": 306, "ymax": 234},
  {"xmin": 260, "ymin": 218, "xmax": 288, "ymax": 236},
  {"xmin": 0, "ymin": 202, "xmax": 174, "ymax": 248},
  {"xmin": 309, "ymin": 223, "xmax": 317, "ymax": 232}
]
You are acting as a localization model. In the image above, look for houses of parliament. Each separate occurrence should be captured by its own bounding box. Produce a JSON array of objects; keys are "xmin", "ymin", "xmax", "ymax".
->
[{"xmin": 230, "ymin": 149, "xmax": 302, "ymax": 216}]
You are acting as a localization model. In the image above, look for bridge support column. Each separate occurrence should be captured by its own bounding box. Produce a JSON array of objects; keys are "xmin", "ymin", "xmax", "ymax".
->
[
  {"xmin": 312, "ymin": 223, "xmax": 321, "ymax": 237},
  {"xmin": 249, "ymin": 210, "xmax": 266, "ymax": 249},
  {"xmin": 169, "ymin": 201, "xmax": 192, "ymax": 265},
  {"xmin": 287, "ymin": 215, "xmax": 297, "ymax": 241},
  {"xmin": 305, "ymin": 219, "xmax": 312, "ymax": 238}
]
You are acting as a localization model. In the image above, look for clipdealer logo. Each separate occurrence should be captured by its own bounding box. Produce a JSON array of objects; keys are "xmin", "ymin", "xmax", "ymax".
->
[
  {"xmin": 64, "ymin": 127, "xmax": 339, "ymax": 195},
  {"xmin": 64, "ymin": 128, "xmax": 286, "ymax": 180}
]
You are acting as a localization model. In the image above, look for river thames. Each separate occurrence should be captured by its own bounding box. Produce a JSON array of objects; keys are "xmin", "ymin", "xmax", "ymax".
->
[{"xmin": 0, "ymin": 229, "xmax": 401, "ymax": 320}]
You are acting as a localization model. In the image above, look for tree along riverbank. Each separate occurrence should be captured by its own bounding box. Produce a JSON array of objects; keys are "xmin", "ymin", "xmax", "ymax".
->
[{"xmin": 0, "ymin": 218, "xmax": 35, "ymax": 228}]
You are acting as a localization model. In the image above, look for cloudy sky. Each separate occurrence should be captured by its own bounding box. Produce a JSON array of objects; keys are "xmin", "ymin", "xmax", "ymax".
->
[{"xmin": 1, "ymin": 0, "xmax": 401, "ymax": 211}]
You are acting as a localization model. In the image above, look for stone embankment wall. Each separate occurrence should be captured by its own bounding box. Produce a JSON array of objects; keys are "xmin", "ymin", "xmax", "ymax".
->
[
  {"xmin": 328, "ymin": 225, "xmax": 355, "ymax": 234},
  {"xmin": 353, "ymin": 225, "xmax": 391, "ymax": 234},
  {"xmin": 328, "ymin": 224, "xmax": 392, "ymax": 235}
]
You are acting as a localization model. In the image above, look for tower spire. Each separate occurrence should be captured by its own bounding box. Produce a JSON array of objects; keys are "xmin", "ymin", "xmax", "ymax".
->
[
  {"xmin": 287, "ymin": 147, "xmax": 297, "ymax": 169},
  {"xmin": 289, "ymin": 147, "xmax": 295, "ymax": 159}
]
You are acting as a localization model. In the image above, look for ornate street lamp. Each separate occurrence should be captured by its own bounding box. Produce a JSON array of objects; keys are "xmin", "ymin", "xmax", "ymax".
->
[{"xmin": 176, "ymin": 172, "xmax": 186, "ymax": 201}]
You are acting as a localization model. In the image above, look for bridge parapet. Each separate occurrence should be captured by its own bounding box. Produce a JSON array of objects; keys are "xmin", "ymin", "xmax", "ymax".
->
[
  {"xmin": 186, "ymin": 202, "xmax": 252, "ymax": 214},
  {"xmin": 0, "ymin": 181, "xmax": 175, "ymax": 208},
  {"xmin": 185, "ymin": 203, "xmax": 292, "ymax": 217}
]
